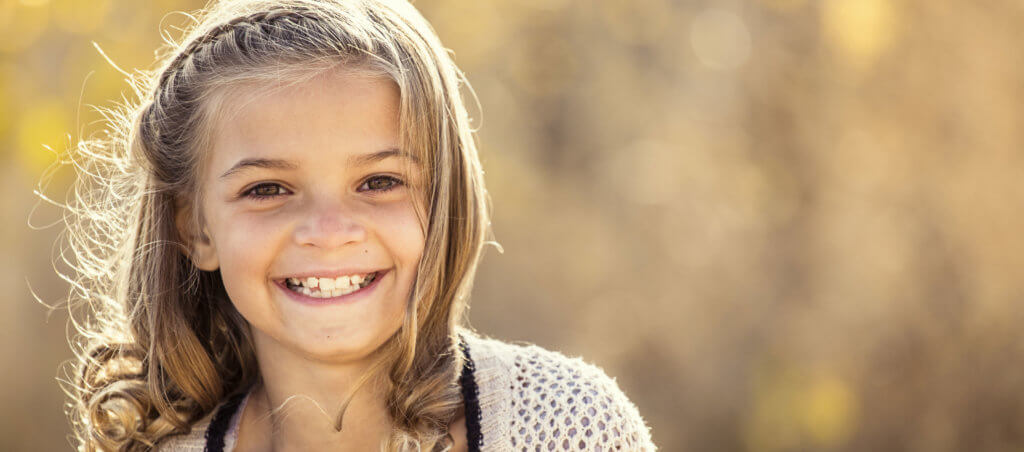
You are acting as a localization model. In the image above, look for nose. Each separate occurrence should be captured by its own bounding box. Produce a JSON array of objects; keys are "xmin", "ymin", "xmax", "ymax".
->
[{"xmin": 293, "ymin": 199, "xmax": 367, "ymax": 249}]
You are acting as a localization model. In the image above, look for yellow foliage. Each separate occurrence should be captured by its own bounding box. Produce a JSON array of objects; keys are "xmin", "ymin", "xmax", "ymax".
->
[
  {"xmin": 822, "ymin": 0, "xmax": 899, "ymax": 69},
  {"xmin": 757, "ymin": 0, "xmax": 808, "ymax": 12},
  {"xmin": 16, "ymin": 99, "xmax": 69, "ymax": 175},
  {"xmin": 802, "ymin": 375, "xmax": 857, "ymax": 447},
  {"xmin": 52, "ymin": 0, "xmax": 113, "ymax": 34},
  {"xmin": 0, "ymin": 0, "xmax": 49, "ymax": 53},
  {"xmin": 745, "ymin": 362, "xmax": 858, "ymax": 451}
]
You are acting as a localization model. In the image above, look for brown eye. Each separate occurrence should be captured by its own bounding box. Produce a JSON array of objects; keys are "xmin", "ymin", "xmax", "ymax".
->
[
  {"xmin": 254, "ymin": 185, "xmax": 278, "ymax": 196},
  {"xmin": 243, "ymin": 183, "xmax": 289, "ymax": 200},
  {"xmin": 359, "ymin": 175, "xmax": 404, "ymax": 193}
]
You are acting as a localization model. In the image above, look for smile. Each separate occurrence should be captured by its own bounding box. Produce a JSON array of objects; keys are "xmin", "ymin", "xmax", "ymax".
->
[
  {"xmin": 275, "ymin": 269, "xmax": 388, "ymax": 305},
  {"xmin": 284, "ymin": 271, "xmax": 378, "ymax": 298}
]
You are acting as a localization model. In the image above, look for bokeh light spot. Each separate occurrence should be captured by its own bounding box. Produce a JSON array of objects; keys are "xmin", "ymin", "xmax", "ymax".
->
[
  {"xmin": 53, "ymin": 0, "xmax": 113, "ymax": 34},
  {"xmin": 822, "ymin": 0, "xmax": 898, "ymax": 69},
  {"xmin": 757, "ymin": 0, "xmax": 808, "ymax": 12},
  {"xmin": 690, "ymin": 9, "xmax": 751, "ymax": 71},
  {"xmin": 599, "ymin": 0, "xmax": 675, "ymax": 44},
  {"xmin": 802, "ymin": 375, "xmax": 857, "ymax": 447},
  {"xmin": 16, "ymin": 99, "xmax": 70, "ymax": 175},
  {"xmin": 602, "ymin": 139, "xmax": 681, "ymax": 205},
  {"xmin": 0, "ymin": 0, "xmax": 49, "ymax": 53}
]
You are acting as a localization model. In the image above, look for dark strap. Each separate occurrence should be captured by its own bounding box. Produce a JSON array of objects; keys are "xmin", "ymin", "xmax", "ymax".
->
[
  {"xmin": 458, "ymin": 334, "xmax": 484, "ymax": 451},
  {"xmin": 204, "ymin": 391, "xmax": 247, "ymax": 452},
  {"xmin": 205, "ymin": 338, "xmax": 484, "ymax": 451}
]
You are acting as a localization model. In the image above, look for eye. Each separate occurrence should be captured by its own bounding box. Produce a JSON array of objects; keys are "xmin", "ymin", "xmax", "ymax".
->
[
  {"xmin": 242, "ymin": 182, "xmax": 290, "ymax": 201},
  {"xmin": 358, "ymin": 175, "xmax": 404, "ymax": 193}
]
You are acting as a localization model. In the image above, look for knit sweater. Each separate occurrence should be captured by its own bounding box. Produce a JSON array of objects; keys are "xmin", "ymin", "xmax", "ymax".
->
[{"xmin": 154, "ymin": 329, "xmax": 657, "ymax": 451}]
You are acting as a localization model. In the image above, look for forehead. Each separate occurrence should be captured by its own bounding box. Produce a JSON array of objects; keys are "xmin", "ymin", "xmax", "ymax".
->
[{"xmin": 206, "ymin": 69, "xmax": 402, "ymax": 174}]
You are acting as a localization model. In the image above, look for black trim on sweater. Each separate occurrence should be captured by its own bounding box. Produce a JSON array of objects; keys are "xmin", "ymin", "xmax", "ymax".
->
[
  {"xmin": 203, "ymin": 337, "xmax": 484, "ymax": 451},
  {"xmin": 458, "ymin": 334, "xmax": 484, "ymax": 451},
  {"xmin": 204, "ymin": 390, "xmax": 247, "ymax": 452}
]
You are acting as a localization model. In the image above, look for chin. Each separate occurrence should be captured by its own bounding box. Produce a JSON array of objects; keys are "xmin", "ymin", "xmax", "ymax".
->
[{"xmin": 287, "ymin": 322, "xmax": 400, "ymax": 363}]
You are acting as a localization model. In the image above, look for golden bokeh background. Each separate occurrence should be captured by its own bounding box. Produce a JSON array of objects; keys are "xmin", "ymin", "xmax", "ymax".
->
[{"xmin": 6, "ymin": 0, "xmax": 1023, "ymax": 450}]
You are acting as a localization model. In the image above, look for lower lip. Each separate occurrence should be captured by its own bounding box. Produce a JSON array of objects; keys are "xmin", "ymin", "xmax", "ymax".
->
[{"xmin": 275, "ymin": 270, "xmax": 388, "ymax": 306}]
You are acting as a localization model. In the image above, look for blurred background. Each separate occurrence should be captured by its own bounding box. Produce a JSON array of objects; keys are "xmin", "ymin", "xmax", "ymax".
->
[{"xmin": 4, "ymin": 0, "xmax": 1024, "ymax": 450}]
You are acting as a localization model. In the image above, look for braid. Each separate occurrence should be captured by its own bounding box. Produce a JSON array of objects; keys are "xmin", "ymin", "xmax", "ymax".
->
[
  {"xmin": 157, "ymin": 9, "xmax": 315, "ymax": 93},
  {"xmin": 140, "ymin": 8, "xmax": 323, "ymax": 182}
]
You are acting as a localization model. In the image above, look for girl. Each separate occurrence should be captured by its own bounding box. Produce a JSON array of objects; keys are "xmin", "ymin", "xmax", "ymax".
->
[{"xmin": 62, "ymin": 0, "xmax": 656, "ymax": 450}]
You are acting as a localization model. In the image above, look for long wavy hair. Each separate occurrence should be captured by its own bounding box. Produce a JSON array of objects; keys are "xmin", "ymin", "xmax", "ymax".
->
[{"xmin": 58, "ymin": 0, "xmax": 493, "ymax": 450}]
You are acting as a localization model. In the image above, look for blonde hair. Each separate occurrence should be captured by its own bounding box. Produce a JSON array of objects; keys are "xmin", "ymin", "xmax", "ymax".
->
[{"xmin": 59, "ymin": 0, "xmax": 493, "ymax": 450}]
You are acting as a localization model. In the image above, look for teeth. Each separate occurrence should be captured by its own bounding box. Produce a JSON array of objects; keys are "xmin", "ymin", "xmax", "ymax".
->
[
  {"xmin": 288, "ymin": 273, "xmax": 372, "ymax": 288},
  {"xmin": 320, "ymin": 277, "xmax": 335, "ymax": 291},
  {"xmin": 301, "ymin": 284, "xmax": 358, "ymax": 299},
  {"xmin": 284, "ymin": 272, "xmax": 377, "ymax": 298}
]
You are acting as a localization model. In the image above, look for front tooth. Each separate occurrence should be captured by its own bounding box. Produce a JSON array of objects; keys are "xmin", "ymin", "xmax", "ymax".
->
[
  {"xmin": 319, "ymin": 277, "xmax": 335, "ymax": 291},
  {"xmin": 331, "ymin": 288, "xmax": 343, "ymax": 297},
  {"xmin": 335, "ymin": 276, "xmax": 351, "ymax": 288},
  {"xmin": 305, "ymin": 277, "xmax": 318, "ymax": 289}
]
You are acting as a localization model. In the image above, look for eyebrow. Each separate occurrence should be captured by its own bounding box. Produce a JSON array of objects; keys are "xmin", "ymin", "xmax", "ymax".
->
[{"xmin": 218, "ymin": 148, "xmax": 418, "ymax": 180}]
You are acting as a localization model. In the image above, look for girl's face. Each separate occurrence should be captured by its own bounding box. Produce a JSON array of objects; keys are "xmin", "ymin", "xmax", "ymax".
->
[{"xmin": 185, "ymin": 70, "xmax": 424, "ymax": 362}]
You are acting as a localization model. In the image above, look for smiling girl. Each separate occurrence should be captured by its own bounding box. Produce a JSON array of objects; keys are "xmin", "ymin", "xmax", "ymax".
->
[{"xmin": 61, "ymin": 1, "xmax": 655, "ymax": 451}]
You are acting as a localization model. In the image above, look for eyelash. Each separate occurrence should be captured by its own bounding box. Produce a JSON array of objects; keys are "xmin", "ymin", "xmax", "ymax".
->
[{"xmin": 241, "ymin": 175, "xmax": 405, "ymax": 201}]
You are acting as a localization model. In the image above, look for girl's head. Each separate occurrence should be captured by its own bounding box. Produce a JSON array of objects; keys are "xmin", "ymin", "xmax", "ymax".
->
[
  {"xmin": 189, "ymin": 70, "xmax": 424, "ymax": 365},
  {"xmin": 66, "ymin": 0, "xmax": 490, "ymax": 450}
]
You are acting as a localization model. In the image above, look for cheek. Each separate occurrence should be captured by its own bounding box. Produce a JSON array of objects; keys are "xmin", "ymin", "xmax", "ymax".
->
[
  {"xmin": 218, "ymin": 214, "xmax": 283, "ymax": 266},
  {"xmin": 378, "ymin": 199, "xmax": 426, "ymax": 265},
  {"xmin": 208, "ymin": 211, "xmax": 287, "ymax": 304}
]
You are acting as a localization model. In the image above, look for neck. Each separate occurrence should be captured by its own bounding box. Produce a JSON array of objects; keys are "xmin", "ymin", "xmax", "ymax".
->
[{"xmin": 248, "ymin": 332, "xmax": 394, "ymax": 452}]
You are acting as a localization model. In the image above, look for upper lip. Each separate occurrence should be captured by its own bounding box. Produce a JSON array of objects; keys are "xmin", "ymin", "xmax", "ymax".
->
[{"xmin": 275, "ymin": 268, "xmax": 385, "ymax": 281}]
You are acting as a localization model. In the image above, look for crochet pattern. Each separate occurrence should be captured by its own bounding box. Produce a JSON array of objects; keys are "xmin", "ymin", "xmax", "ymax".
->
[{"xmin": 505, "ymin": 343, "xmax": 655, "ymax": 451}]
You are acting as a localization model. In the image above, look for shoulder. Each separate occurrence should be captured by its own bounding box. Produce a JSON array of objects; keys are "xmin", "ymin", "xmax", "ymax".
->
[
  {"xmin": 151, "ymin": 409, "xmax": 216, "ymax": 451},
  {"xmin": 156, "ymin": 390, "xmax": 249, "ymax": 451},
  {"xmin": 460, "ymin": 329, "xmax": 657, "ymax": 451}
]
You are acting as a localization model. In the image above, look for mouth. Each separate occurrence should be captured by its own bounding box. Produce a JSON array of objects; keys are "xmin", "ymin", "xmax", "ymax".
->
[{"xmin": 278, "ymin": 270, "xmax": 382, "ymax": 299}]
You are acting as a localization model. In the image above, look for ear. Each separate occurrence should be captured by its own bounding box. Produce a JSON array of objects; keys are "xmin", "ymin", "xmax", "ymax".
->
[{"xmin": 174, "ymin": 199, "xmax": 220, "ymax": 271}]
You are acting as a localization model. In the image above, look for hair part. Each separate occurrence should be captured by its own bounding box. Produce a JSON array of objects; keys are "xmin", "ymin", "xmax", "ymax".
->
[{"xmin": 60, "ymin": 1, "xmax": 494, "ymax": 450}]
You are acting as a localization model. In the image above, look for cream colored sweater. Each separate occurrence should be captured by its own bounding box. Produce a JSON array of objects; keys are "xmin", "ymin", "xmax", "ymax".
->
[{"xmin": 155, "ymin": 330, "xmax": 657, "ymax": 451}]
